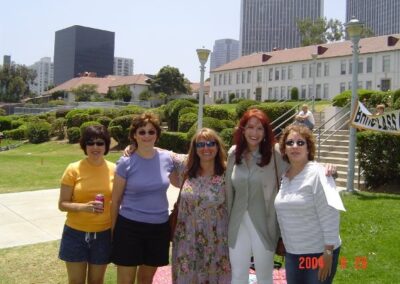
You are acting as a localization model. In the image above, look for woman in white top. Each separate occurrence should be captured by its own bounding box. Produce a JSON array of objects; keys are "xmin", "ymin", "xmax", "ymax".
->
[{"xmin": 274, "ymin": 124, "xmax": 345, "ymax": 284}]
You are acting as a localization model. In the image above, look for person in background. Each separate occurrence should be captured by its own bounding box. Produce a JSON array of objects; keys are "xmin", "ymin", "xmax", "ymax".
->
[
  {"xmin": 111, "ymin": 113, "xmax": 180, "ymax": 284},
  {"xmin": 58, "ymin": 125, "xmax": 115, "ymax": 284},
  {"xmin": 172, "ymin": 128, "xmax": 231, "ymax": 283},
  {"xmin": 295, "ymin": 104, "xmax": 315, "ymax": 130},
  {"xmin": 375, "ymin": 104, "xmax": 385, "ymax": 115},
  {"xmin": 275, "ymin": 124, "xmax": 345, "ymax": 284}
]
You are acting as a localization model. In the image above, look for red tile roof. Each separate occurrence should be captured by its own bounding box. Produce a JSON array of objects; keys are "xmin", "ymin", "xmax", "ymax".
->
[{"xmin": 212, "ymin": 34, "xmax": 400, "ymax": 72}]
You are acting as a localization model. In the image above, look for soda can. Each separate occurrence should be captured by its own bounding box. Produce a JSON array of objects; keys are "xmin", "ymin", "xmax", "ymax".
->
[{"xmin": 95, "ymin": 194, "xmax": 104, "ymax": 210}]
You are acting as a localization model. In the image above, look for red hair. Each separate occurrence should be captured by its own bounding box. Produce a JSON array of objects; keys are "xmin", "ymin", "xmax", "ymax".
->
[{"xmin": 234, "ymin": 108, "xmax": 275, "ymax": 167}]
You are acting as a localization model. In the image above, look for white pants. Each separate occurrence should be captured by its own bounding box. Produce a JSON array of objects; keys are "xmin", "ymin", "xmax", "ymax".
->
[{"xmin": 229, "ymin": 211, "xmax": 274, "ymax": 284}]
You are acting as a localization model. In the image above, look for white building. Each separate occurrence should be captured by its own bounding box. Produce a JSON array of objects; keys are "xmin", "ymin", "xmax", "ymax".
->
[
  {"xmin": 113, "ymin": 57, "xmax": 134, "ymax": 76},
  {"xmin": 210, "ymin": 34, "xmax": 400, "ymax": 103},
  {"xmin": 29, "ymin": 57, "xmax": 54, "ymax": 95}
]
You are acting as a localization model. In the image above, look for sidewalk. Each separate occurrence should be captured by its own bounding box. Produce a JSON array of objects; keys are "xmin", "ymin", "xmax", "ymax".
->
[{"xmin": 0, "ymin": 187, "xmax": 179, "ymax": 249}]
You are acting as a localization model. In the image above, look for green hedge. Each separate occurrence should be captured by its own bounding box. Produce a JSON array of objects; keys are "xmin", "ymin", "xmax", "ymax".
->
[
  {"xmin": 254, "ymin": 103, "xmax": 296, "ymax": 129},
  {"xmin": 65, "ymin": 109, "xmax": 90, "ymax": 128},
  {"xmin": 67, "ymin": 127, "xmax": 81, "ymax": 143},
  {"xmin": 109, "ymin": 115, "xmax": 133, "ymax": 148},
  {"xmin": 333, "ymin": 89, "xmax": 391, "ymax": 108},
  {"xmin": 164, "ymin": 99, "xmax": 195, "ymax": 131},
  {"xmin": 220, "ymin": 128, "xmax": 234, "ymax": 149},
  {"xmin": 3, "ymin": 126, "xmax": 26, "ymax": 140},
  {"xmin": 157, "ymin": 131, "xmax": 189, "ymax": 153},
  {"xmin": 0, "ymin": 117, "xmax": 12, "ymax": 131},
  {"xmin": 178, "ymin": 107, "xmax": 197, "ymax": 119},
  {"xmin": 357, "ymin": 131, "xmax": 400, "ymax": 188},
  {"xmin": 80, "ymin": 121, "xmax": 102, "ymax": 134},
  {"xmin": 26, "ymin": 121, "xmax": 51, "ymax": 144},
  {"xmin": 204, "ymin": 105, "xmax": 230, "ymax": 120},
  {"xmin": 187, "ymin": 117, "xmax": 226, "ymax": 139},
  {"xmin": 178, "ymin": 113, "xmax": 197, "ymax": 132},
  {"xmin": 235, "ymin": 99, "xmax": 261, "ymax": 119},
  {"xmin": 51, "ymin": 118, "xmax": 66, "ymax": 140}
]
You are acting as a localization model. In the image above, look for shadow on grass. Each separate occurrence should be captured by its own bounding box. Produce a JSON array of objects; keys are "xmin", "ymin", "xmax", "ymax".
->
[{"xmin": 341, "ymin": 190, "xmax": 400, "ymax": 201}]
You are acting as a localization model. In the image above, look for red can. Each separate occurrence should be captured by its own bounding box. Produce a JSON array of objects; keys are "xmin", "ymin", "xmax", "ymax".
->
[{"xmin": 95, "ymin": 194, "xmax": 104, "ymax": 210}]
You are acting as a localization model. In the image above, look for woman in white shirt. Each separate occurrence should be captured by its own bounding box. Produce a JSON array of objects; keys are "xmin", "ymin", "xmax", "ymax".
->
[{"xmin": 274, "ymin": 124, "xmax": 345, "ymax": 284}]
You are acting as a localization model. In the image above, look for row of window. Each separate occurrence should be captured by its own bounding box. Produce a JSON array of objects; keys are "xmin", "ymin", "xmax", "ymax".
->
[{"xmin": 212, "ymin": 55, "xmax": 393, "ymax": 87}]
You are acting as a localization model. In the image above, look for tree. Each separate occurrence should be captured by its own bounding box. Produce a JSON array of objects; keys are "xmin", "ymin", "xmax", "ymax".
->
[
  {"xmin": 115, "ymin": 85, "xmax": 132, "ymax": 102},
  {"xmin": 147, "ymin": 66, "xmax": 190, "ymax": 97},
  {"xmin": 326, "ymin": 19, "xmax": 344, "ymax": 42},
  {"xmin": 0, "ymin": 65, "xmax": 37, "ymax": 102},
  {"xmin": 139, "ymin": 89, "xmax": 151, "ymax": 101},
  {"xmin": 297, "ymin": 17, "xmax": 345, "ymax": 46},
  {"xmin": 71, "ymin": 84, "xmax": 97, "ymax": 102},
  {"xmin": 360, "ymin": 26, "xmax": 375, "ymax": 38}
]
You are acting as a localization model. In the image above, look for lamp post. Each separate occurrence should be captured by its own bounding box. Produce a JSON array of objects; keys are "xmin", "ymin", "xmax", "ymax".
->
[
  {"xmin": 345, "ymin": 17, "xmax": 363, "ymax": 192},
  {"xmin": 196, "ymin": 47, "xmax": 211, "ymax": 130},
  {"xmin": 311, "ymin": 53, "xmax": 318, "ymax": 113}
]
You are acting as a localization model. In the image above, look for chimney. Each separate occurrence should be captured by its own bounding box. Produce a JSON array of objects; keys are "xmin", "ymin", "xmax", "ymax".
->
[{"xmin": 388, "ymin": 36, "xmax": 399, "ymax": 46}]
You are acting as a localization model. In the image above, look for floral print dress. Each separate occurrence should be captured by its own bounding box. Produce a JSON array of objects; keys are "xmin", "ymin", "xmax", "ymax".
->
[{"xmin": 171, "ymin": 169, "xmax": 231, "ymax": 283}]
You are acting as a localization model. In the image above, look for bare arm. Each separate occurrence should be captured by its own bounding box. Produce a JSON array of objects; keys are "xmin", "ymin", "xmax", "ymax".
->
[
  {"xmin": 58, "ymin": 184, "xmax": 102, "ymax": 213},
  {"xmin": 111, "ymin": 174, "xmax": 126, "ymax": 232}
]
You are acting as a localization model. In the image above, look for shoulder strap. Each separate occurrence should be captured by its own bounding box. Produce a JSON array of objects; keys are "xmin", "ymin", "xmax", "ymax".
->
[{"xmin": 175, "ymin": 175, "xmax": 186, "ymax": 205}]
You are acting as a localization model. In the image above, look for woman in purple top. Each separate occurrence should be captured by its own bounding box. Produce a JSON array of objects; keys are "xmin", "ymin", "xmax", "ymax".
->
[{"xmin": 111, "ymin": 113, "xmax": 179, "ymax": 284}]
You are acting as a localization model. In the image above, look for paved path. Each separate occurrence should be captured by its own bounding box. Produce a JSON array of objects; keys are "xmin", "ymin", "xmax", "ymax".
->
[{"xmin": 0, "ymin": 187, "xmax": 179, "ymax": 249}]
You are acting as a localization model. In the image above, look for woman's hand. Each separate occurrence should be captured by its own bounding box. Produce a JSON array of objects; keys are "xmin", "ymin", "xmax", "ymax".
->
[
  {"xmin": 324, "ymin": 163, "xmax": 337, "ymax": 178},
  {"xmin": 86, "ymin": 200, "xmax": 104, "ymax": 213},
  {"xmin": 123, "ymin": 144, "xmax": 136, "ymax": 157},
  {"xmin": 318, "ymin": 253, "xmax": 333, "ymax": 281}
]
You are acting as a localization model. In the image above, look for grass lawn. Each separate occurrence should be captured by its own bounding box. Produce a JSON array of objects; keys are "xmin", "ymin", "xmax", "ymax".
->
[
  {"xmin": 0, "ymin": 191, "xmax": 399, "ymax": 283},
  {"xmin": 0, "ymin": 141, "xmax": 122, "ymax": 193}
]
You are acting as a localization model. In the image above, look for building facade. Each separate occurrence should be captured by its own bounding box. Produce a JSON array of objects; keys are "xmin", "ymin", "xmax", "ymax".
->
[
  {"xmin": 53, "ymin": 25, "xmax": 115, "ymax": 85},
  {"xmin": 29, "ymin": 57, "xmax": 54, "ymax": 95},
  {"xmin": 347, "ymin": 0, "xmax": 400, "ymax": 36},
  {"xmin": 240, "ymin": 0, "xmax": 324, "ymax": 56},
  {"xmin": 211, "ymin": 34, "xmax": 400, "ymax": 103},
  {"xmin": 113, "ymin": 57, "xmax": 134, "ymax": 76},
  {"xmin": 210, "ymin": 39, "xmax": 240, "ymax": 70}
]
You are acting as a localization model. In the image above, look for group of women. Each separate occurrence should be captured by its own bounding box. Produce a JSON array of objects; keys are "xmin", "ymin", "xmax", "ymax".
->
[{"xmin": 58, "ymin": 108, "xmax": 345, "ymax": 284}]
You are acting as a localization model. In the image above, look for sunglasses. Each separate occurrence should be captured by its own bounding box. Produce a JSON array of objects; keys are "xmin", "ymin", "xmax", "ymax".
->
[
  {"xmin": 86, "ymin": 140, "xmax": 105, "ymax": 146},
  {"xmin": 137, "ymin": 130, "xmax": 156, "ymax": 136},
  {"xmin": 196, "ymin": 141, "xmax": 217, "ymax": 148},
  {"xmin": 285, "ymin": 139, "xmax": 306, "ymax": 147}
]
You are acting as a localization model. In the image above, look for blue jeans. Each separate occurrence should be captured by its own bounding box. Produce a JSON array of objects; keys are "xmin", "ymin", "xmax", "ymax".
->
[{"xmin": 285, "ymin": 247, "xmax": 340, "ymax": 284}]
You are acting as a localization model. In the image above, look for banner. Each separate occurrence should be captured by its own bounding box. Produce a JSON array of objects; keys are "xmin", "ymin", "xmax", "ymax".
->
[{"xmin": 351, "ymin": 101, "xmax": 400, "ymax": 134}]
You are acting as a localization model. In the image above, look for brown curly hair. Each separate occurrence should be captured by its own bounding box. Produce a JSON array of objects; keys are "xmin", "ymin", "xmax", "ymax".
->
[{"xmin": 279, "ymin": 124, "xmax": 316, "ymax": 163}]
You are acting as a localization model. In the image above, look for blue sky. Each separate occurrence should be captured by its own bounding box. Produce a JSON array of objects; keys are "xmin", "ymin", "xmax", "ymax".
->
[{"xmin": 0, "ymin": 0, "xmax": 345, "ymax": 82}]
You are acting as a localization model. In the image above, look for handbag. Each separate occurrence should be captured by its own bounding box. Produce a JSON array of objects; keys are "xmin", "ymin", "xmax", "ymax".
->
[
  {"xmin": 169, "ymin": 177, "xmax": 186, "ymax": 242},
  {"xmin": 273, "ymin": 148, "xmax": 286, "ymax": 257}
]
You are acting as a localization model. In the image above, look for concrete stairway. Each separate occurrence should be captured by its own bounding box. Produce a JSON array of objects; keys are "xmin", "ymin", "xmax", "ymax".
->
[{"xmin": 313, "ymin": 112, "xmax": 364, "ymax": 190}]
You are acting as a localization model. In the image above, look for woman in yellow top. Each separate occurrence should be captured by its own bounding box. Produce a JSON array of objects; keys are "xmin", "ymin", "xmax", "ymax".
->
[{"xmin": 58, "ymin": 125, "xmax": 116, "ymax": 284}]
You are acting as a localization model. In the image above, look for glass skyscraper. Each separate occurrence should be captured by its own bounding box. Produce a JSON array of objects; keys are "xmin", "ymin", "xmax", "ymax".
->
[
  {"xmin": 347, "ymin": 0, "xmax": 400, "ymax": 36},
  {"xmin": 240, "ymin": 0, "xmax": 324, "ymax": 56},
  {"xmin": 210, "ymin": 39, "xmax": 240, "ymax": 70}
]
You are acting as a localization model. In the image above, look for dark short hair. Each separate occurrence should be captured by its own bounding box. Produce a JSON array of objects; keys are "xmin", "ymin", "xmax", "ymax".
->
[
  {"xmin": 129, "ymin": 112, "xmax": 161, "ymax": 146},
  {"xmin": 79, "ymin": 125, "xmax": 111, "ymax": 155},
  {"xmin": 279, "ymin": 124, "xmax": 315, "ymax": 163}
]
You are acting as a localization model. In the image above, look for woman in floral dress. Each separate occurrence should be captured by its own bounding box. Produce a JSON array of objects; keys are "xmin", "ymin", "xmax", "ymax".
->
[{"xmin": 172, "ymin": 128, "xmax": 231, "ymax": 284}]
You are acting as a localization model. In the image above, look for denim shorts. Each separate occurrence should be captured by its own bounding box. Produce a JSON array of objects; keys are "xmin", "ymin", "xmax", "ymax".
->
[{"xmin": 59, "ymin": 225, "xmax": 111, "ymax": 265}]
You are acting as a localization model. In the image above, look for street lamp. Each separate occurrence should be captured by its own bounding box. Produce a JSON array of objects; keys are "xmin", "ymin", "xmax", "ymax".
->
[
  {"xmin": 345, "ymin": 17, "xmax": 363, "ymax": 192},
  {"xmin": 311, "ymin": 53, "xmax": 318, "ymax": 113},
  {"xmin": 196, "ymin": 47, "xmax": 211, "ymax": 130}
]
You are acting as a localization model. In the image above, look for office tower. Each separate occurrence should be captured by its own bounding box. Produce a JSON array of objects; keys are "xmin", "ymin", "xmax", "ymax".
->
[
  {"xmin": 114, "ymin": 57, "xmax": 134, "ymax": 76},
  {"xmin": 210, "ymin": 39, "xmax": 240, "ymax": 70},
  {"xmin": 347, "ymin": 0, "xmax": 400, "ymax": 36},
  {"xmin": 3, "ymin": 55, "xmax": 11, "ymax": 67},
  {"xmin": 53, "ymin": 25, "xmax": 115, "ymax": 85},
  {"xmin": 240, "ymin": 0, "xmax": 324, "ymax": 56},
  {"xmin": 29, "ymin": 57, "xmax": 54, "ymax": 95}
]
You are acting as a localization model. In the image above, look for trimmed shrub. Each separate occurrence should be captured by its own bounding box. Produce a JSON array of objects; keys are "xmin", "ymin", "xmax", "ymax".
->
[
  {"xmin": 187, "ymin": 117, "xmax": 225, "ymax": 139},
  {"xmin": 65, "ymin": 109, "xmax": 90, "ymax": 128},
  {"xmin": 157, "ymin": 131, "xmax": 189, "ymax": 154},
  {"xmin": 11, "ymin": 119, "xmax": 25, "ymax": 130},
  {"xmin": 51, "ymin": 118, "xmax": 66, "ymax": 140},
  {"xmin": 86, "ymin": 108, "xmax": 103, "ymax": 115},
  {"xmin": 80, "ymin": 121, "xmax": 102, "ymax": 134},
  {"xmin": 97, "ymin": 116, "xmax": 112, "ymax": 128},
  {"xmin": 393, "ymin": 98, "xmax": 400, "ymax": 110},
  {"xmin": 290, "ymin": 87, "xmax": 299, "ymax": 100},
  {"xmin": 204, "ymin": 105, "xmax": 230, "ymax": 120},
  {"xmin": 357, "ymin": 131, "xmax": 400, "ymax": 188},
  {"xmin": 221, "ymin": 120, "xmax": 236, "ymax": 129},
  {"xmin": 229, "ymin": 93, "xmax": 235, "ymax": 103},
  {"xmin": 102, "ymin": 108, "xmax": 120, "ymax": 119},
  {"xmin": 178, "ymin": 113, "xmax": 197, "ymax": 132},
  {"xmin": 178, "ymin": 107, "xmax": 197, "ymax": 119},
  {"xmin": 220, "ymin": 128, "xmax": 234, "ymax": 149},
  {"xmin": 0, "ymin": 117, "xmax": 12, "ymax": 131},
  {"xmin": 118, "ymin": 105, "xmax": 145, "ymax": 117},
  {"xmin": 393, "ymin": 89, "xmax": 400, "ymax": 105},
  {"xmin": 26, "ymin": 121, "xmax": 51, "ymax": 144},
  {"xmin": 3, "ymin": 126, "xmax": 27, "ymax": 140},
  {"xmin": 235, "ymin": 99, "xmax": 260, "ymax": 119},
  {"xmin": 67, "ymin": 127, "xmax": 81, "ymax": 143},
  {"xmin": 332, "ymin": 91, "xmax": 351, "ymax": 107},
  {"xmin": 0, "ymin": 108, "xmax": 6, "ymax": 116},
  {"xmin": 165, "ymin": 99, "xmax": 194, "ymax": 131},
  {"xmin": 55, "ymin": 108, "xmax": 71, "ymax": 118},
  {"xmin": 109, "ymin": 115, "xmax": 133, "ymax": 147}
]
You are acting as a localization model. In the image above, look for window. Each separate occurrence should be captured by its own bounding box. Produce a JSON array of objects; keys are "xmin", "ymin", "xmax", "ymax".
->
[
  {"xmin": 302, "ymin": 64, "xmax": 307, "ymax": 78},
  {"xmin": 349, "ymin": 60, "xmax": 352, "ymax": 74},
  {"xmin": 288, "ymin": 66, "xmax": 293, "ymax": 79},
  {"xmin": 358, "ymin": 61, "xmax": 363, "ymax": 74},
  {"xmin": 340, "ymin": 60, "xmax": 346, "ymax": 75},
  {"xmin": 316, "ymin": 84, "xmax": 321, "ymax": 99},
  {"xmin": 255, "ymin": 88, "xmax": 262, "ymax": 101},
  {"xmin": 324, "ymin": 62, "xmax": 329, "ymax": 76},
  {"xmin": 213, "ymin": 74, "xmax": 217, "ymax": 86},
  {"xmin": 268, "ymin": 87, "xmax": 273, "ymax": 99},
  {"xmin": 247, "ymin": 89, "xmax": 251, "ymax": 99},
  {"xmin": 241, "ymin": 89, "xmax": 245, "ymax": 98},
  {"xmin": 257, "ymin": 69, "xmax": 262, "ymax": 83},
  {"xmin": 269, "ymin": 68, "xmax": 273, "ymax": 81},
  {"xmin": 301, "ymin": 85, "xmax": 306, "ymax": 99},
  {"xmin": 348, "ymin": 82, "xmax": 352, "ymax": 90},
  {"xmin": 287, "ymin": 86, "xmax": 291, "ymax": 99},
  {"xmin": 236, "ymin": 72, "xmax": 240, "ymax": 84},
  {"xmin": 340, "ymin": 82, "xmax": 346, "ymax": 93},
  {"xmin": 275, "ymin": 68, "xmax": 280, "ymax": 80},
  {"xmin": 358, "ymin": 81, "xmax": 362, "ymax": 89},
  {"xmin": 214, "ymin": 91, "xmax": 217, "ymax": 99},
  {"xmin": 274, "ymin": 87, "xmax": 278, "ymax": 99},
  {"xmin": 281, "ymin": 87, "xmax": 285, "ymax": 99},
  {"xmin": 223, "ymin": 73, "xmax": 226, "ymax": 85},
  {"xmin": 383, "ymin": 55, "xmax": 390, "ymax": 72},
  {"xmin": 366, "ymin": 57, "xmax": 373, "ymax": 73},
  {"xmin": 219, "ymin": 74, "xmax": 222, "ymax": 85},
  {"xmin": 323, "ymin": 83, "xmax": 329, "ymax": 99},
  {"xmin": 309, "ymin": 63, "xmax": 313, "ymax": 78},
  {"xmin": 247, "ymin": 71, "xmax": 251, "ymax": 83},
  {"xmin": 242, "ymin": 71, "xmax": 245, "ymax": 84},
  {"xmin": 281, "ymin": 67, "xmax": 286, "ymax": 80},
  {"xmin": 316, "ymin": 62, "xmax": 322, "ymax": 77},
  {"xmin": 228, "ymin": 72, "xmax": 231, "ymax": 84},
  {"xmin": 366, "ymin": 81, "xmax": 372, "ymax": 90},
  {"xmin": 308, "ymin": 85, "xmax": 313, "ymax": 99}
]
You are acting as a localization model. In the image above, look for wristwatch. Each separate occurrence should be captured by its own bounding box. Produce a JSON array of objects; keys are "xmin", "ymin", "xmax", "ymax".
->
[{"xmin": 324, "ymin": 249, "xmax": 333, "ymax": 255}]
